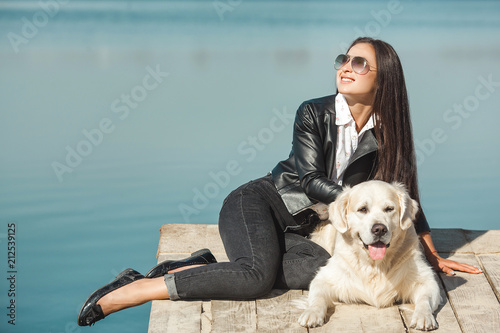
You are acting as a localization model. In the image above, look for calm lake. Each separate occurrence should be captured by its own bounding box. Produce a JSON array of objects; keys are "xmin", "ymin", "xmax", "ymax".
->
[{"xmin": 1, "ymin": 1, "xmax": 499, "ymax": 332}]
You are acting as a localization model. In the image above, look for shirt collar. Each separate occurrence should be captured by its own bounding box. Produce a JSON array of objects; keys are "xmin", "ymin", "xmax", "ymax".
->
[
  {"xmin": 361, "ymin": 113, "xmax": 374, "ymax": 134},
  {"xmin": 335, "ymin": 93, "xmax": 352, "ymax": 126}
]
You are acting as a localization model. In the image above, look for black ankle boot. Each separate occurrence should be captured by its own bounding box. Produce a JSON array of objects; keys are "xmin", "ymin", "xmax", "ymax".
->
[
  {"xmin": 145, "ymin": 248, "xmax": 217, "ymax": 278},
  {"xmin": 78, "ymin": 268, "xmax": 144, "ymax": 326}
]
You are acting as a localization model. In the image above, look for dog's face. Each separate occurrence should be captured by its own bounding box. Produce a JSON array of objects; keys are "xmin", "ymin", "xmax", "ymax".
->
[{"xmin": 329, "ymin": 180, "xmax": 419, "ymax": 261}]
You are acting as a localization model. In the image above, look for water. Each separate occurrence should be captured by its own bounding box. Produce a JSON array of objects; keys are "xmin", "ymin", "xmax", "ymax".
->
[{"xmin": 0, "ymin": 1, "xmax": 499, "ymax": 332}]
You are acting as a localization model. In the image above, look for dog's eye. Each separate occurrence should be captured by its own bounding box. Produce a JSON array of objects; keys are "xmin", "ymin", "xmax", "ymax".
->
[
  {"xmin": 358, "ymin": 207, "xmax": 367, "ymax": 213},
  {"xmin": 384, "ymin": 206, "xmax": 394, "ymax": 212}
]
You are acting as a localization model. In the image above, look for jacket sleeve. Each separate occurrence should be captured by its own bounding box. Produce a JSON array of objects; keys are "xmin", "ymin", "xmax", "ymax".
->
[{"xmin": 293, "ymin": 102, "xmax": 343, "ymax": 204}]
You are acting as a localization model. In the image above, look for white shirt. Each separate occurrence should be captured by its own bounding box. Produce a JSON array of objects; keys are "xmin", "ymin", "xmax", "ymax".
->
[
  {"xmin": 332, "ymin": 93, "xmax": 374, "ymax": 185},
  {"xmin": 310, "ymin": 94, "xmax": 374, "ymax": 218}
]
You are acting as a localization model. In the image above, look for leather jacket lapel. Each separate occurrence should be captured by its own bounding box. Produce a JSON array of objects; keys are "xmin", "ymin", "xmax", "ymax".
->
[
  {"xmin": 347, "ymin": 129, "xmax": 378, "ymax": 167},
  {"xmin": 343, "ymin": 129, "xmax": 378, "ymax": 187}
]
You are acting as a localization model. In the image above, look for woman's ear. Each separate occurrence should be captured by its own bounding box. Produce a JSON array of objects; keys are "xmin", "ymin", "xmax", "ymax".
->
[
  {"xmin": 392, "ymin": 182, "xmax": 419, "ymax": 230},
  {"xmin": 329, "ymin": 188, "xmax": 350, "ymax": 233}
]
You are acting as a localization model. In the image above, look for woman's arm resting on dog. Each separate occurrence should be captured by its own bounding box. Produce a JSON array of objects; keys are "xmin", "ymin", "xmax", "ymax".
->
[{"xmin": 419, "ymin": 232, "xmax": 483, "ymax": 276}]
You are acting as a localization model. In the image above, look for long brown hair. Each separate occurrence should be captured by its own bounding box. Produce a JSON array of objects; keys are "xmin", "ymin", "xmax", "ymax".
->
[{"xmin": 346, "ymin": 37, "xmax": 423, "ymax": 209}]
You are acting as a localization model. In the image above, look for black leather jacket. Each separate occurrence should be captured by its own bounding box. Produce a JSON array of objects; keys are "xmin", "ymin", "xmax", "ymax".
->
[{"xmin": 271, "ymin": 94, "xmax": 430, "ymax": 234}]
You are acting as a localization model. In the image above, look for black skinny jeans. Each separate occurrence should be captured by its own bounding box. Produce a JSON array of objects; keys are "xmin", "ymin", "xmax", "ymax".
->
[{"xmin": 165, "ymin": 175, "xmax": 330, "ymax": 300}]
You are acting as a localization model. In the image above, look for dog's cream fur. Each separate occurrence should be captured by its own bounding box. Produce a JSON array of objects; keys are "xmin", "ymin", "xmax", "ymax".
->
[{"xmin": 299, "ymin": 180, "xmax": 441, "ymax": 331}]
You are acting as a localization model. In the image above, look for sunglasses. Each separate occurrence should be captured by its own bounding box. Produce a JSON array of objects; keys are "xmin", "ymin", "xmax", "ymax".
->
[{"xmin": 334, "ymin": 54, "xmax": 376, "ymax": 75}]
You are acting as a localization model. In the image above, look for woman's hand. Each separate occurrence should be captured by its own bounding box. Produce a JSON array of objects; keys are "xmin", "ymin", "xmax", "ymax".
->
[
  {"xmin": 426, "ymin": 251, "xmax": 482, "ymax": 276},
  {"xmin": 419, "ymin": 231, "xmax": 483, "ymax": 276}
]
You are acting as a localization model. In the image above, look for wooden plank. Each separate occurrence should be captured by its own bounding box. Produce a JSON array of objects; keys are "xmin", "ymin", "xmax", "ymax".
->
[
  {"xmin": 439, "ymin": 253, "xmax": 500, "ymax": 332},
  {"xmin": 150, "ymin": 225, "xmax": 228, "ymax": 333},
  {"xmin": 148, "ymin": 252, "xmax": 204, "ymax": 333},
  {"xmin": 157, "ymin": 224, "xmax": 225, "ymax": 258},
  {"xmin": 477, "ymin": 254, "xmax": 500, "ymax": 302},
  {"xmin": 399, "ymin": 283, "xmax": 462, "ymax": 333},
  {"xmin": 464, "ymin": 230, "xmax": 500, "ymax": 254},
  {"xmin": 211, "ymin": 299, "xmax": 257, "ymax": 332},
  {"xmin": 201, "ymin": 301, "xmax": 212, "ymax": 333},
  {"xmin": 431, "ymin": 229, "xmax": 473, "ymax": 253},
  {"xmin": 256, "ymin": 289, "xmax": 307, "ymax": 332},
  {"xmin": 149, "ymin": 226, "xmax": 500, "ymax": 333},
  {"xmin": 148, "ymin": 300, "xmax": 202, "ymax": 333},
  {"xmin": 308, "ymin": 304, "xmax": 406, "ymax": 332},
  {"xmin": 156, "ymin": 252, "xmax": 190, "ymax": 261}
]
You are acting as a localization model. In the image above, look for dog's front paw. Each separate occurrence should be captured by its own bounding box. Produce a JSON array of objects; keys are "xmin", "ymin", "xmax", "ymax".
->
[
  {"xmin": 298, "ymin": 308, "xmax": 326, "ymax": 328},
  {"xmin": 410, "ymin": 310, "xmax": 438, "ymax": 331}
]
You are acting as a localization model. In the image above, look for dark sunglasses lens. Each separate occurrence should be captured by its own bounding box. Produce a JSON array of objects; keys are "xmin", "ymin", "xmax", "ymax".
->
[
  {"xmin": 334, "ymin": 54, "xmax": 348, "ymax": 70},
  {"xmin": 351, "ymin": 57, "xmax": 369, "ymax": 74}
]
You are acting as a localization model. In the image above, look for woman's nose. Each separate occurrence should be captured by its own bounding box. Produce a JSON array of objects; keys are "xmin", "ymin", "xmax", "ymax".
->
[{"xmin": 342, "ymin": 62, "xmax": 352, "ymax": 73}]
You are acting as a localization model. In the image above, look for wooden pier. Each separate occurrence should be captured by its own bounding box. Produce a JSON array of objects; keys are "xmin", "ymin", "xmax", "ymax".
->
[{"xmin": 148, "ymin": 224, "xmax": 500, "ymax": 332}]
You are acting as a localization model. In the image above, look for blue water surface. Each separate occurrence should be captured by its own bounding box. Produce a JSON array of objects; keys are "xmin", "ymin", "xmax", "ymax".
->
[{"xmin": 1, "ymin": 1, "xmax": 499, "ymax": 332}]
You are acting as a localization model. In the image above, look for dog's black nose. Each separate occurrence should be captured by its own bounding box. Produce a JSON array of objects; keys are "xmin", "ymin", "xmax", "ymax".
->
[{"xmin": 371, "ymin": 223, "xmax": 387, "ymax": 236}]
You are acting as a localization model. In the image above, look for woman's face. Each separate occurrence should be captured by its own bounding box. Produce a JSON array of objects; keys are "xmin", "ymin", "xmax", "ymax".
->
[{"xmin": 336, "ymin": 43, "xmax": 377, "ymax": 104}]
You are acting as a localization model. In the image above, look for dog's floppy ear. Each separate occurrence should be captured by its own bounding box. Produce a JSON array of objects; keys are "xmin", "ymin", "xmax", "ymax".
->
[
  {"xmin": 328, "ymin": 187, "xmax": 350, "ymax": 233},
  {"xmin": 392, "ymin": 182, "xmax": 419, "ymax": 230}
]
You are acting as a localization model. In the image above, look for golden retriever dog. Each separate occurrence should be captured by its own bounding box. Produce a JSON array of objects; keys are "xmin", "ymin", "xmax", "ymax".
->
[{"xmin": 300, "ymin": 180, "xmax": 441, "ymax": 331}]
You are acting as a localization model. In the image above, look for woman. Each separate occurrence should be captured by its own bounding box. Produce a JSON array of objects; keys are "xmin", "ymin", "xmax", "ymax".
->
[{"xmin": 78, "ymin": 37, "xmax": 482, "ymax": 327}]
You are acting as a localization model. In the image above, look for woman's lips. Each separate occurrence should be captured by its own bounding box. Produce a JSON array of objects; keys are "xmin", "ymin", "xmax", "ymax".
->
[{"xmin": 340, "ymin": 76, "xmax": 355, "ymax": 83}]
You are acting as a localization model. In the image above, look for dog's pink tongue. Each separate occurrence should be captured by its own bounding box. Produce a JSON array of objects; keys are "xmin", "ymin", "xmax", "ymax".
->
[{"xmin": 368, "ymin": 242, "xmax": 387, "ymax": 260}]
